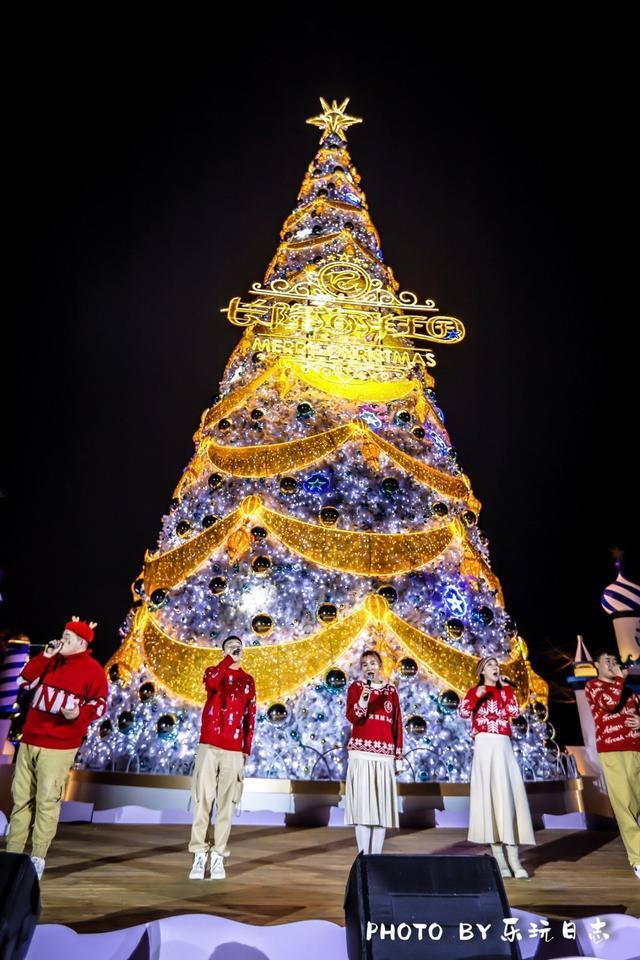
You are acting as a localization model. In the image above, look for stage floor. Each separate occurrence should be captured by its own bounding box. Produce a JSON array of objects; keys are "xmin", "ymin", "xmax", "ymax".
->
[{"xmin": 38, "ymin": 824, "xmax": 639, "ymax": 932}]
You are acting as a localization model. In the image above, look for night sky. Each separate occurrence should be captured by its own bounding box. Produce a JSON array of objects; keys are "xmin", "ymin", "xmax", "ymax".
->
[{"xmin": 6, "ymin": 37, "xmax": 636, "ymax": 744}]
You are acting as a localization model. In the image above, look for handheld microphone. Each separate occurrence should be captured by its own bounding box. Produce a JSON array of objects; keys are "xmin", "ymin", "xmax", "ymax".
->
[{"xmin": 366, "ymin": 672, "xmax": 374, "ymax": 687}]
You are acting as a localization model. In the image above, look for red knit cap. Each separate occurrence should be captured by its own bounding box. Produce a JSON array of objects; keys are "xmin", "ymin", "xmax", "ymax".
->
[{"xmin": 64, "ymin": 617, "xmax": 97, "ymax": 644}]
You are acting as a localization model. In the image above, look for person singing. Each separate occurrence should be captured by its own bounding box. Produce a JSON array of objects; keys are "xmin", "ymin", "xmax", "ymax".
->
[
  {"xmin": 344, "ymin": 649, "xmax": 403, "ymax": 855},
  {"xmin": 585, "ymin": 650, "xmax": 640, "ymax": 879},
  {"xmin": 5, "ymin": 617, "xmax": 107, "ymax": 879},
  {"xmin": 459, "ymin": 655, "xmax": 535, "ymax": 879},
  {"xmin": 188, "ymin": 635, "xmax": 256, "ymax": 881}
]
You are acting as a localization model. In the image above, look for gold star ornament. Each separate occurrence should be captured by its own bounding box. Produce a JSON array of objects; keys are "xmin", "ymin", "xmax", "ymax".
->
[{"xmin": 306, "ymin": 97, "xmax": 363, "ymax": 142}]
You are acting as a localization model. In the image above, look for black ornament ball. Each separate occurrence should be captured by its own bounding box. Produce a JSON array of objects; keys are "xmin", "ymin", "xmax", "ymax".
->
[
  {"xmin": 381, "ymin": 477, "xmax": 400, "ymax": 495},
  {"xmin": 320, "ymin": 506, "xmax": 339, "ymax": 526},
  {"xmin": 176, "ymin": 520, "xmax": 191, "ymax": 538},
  {"xmin": 505, "ymin": 618, "xmax": 518, "ymax": 638},
  {"xmin": 279, "ymin": 476, "xmax": 298, "ymax": 494},
  {"xmin": 399, "ymin": 657, "xmax": 418, "ymax": 678},
  {"xmin": 202, "ymin": 514, "xmax": 219, "ymax": 529},
  {"xmin": 511, "ymin": 715, "xmax": 528, "ymax": 738},
  {"xmin": 297, "ymin": 402, "xmax": 314, "ymax": 419},
  {"xmin": 108, "ymin": 663, "xmax": 121, "ymax": 683},
  {"xmin": 252, "ymin": 555, "xmax": 272, "ymax": 576},
  {"xmin": 138, "ymin": 681, "xmax": 155, "ymax": 702},
  {"xmin": 377, "ymin": 584, "xmax": 398, "ymax": 605},
  {"xmin": 431, "ymin": 501, "xmax": 449, "ymax": 517},
  {"xmin": 252, "ymin": 614, "xmax": 273, "ymax": 635},
  {"xmin": 446, "ymin": 618, "xmax": 464, "ymax": 639},
  {"xmin": 396, "ymin": 410, "xmax": 411, "ymax": 423},
  {"xmin": 209, "ymin": 576, "xmax": 227, "ymax": 595},
  {"xmin": 208, "ymin": 473, "xmax": 224, "ymax": 491},
  {"xmin": 99, "ymin": 718, "xmax": 113, "ymax": 738},
  {"xmin": 267, "ymin": 702, "xmax": 288, "ymax": 725},
  {"xmin": 251, "ymin": 525, "xmax": 268, "ymax": 541},
  {"xmin": 438, "ymin": 690, "xmax": 460, "ymax": 714},
  {"xmin": 169, "ymin": 497, "xmax": 180, "ymax": 511},
  {"xmin": 317, "ymin": 603, "xmax": 338, "ymax": 623},
  {"xmin": 532, "ymin": 700, "xmax": 548, "ymax": 721},
  {"xmin": 133, "ymin": 578, "xmax": 145, "ymax": 596},
  {"xmin": 411, "ymin": 426, "xmax": 426, "ymax": 439},
  {"xmin": 150, "ymin": 588, "xmax": 168, "ymax": 607},
  {"xmin": 117, "ymin": 710, "xmax": 135, "ymax": 733},
  {"xmin": 218, "ymin": 418, "xmax": 232, "ymax": 432},
  {"xmin": 405, "ymin": 715, "xmax": 427, "ymax": 738},
  {"xmin": 157, "ymin": 714, "xmax": 176, "ymax": 737},
  {"xmin": 478, "ymin": 606, "xmax": 494, "ymax": 625},
  {"xmin": 250, "ymin": 408, "xmax": 264, "ymax": 420},
  {"xmin": 325, "ymin": 668, "xmax": 347, "ymax": 690},
  {"xmin": 462, "ymin": 510, "xmax": 477, "ymax": 527}
]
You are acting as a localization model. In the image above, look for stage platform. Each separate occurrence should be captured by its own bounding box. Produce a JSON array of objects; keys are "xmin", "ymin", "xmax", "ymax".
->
[{"xmin": 35, "ymin": 823, "xmax": 640, "ymax": 932}]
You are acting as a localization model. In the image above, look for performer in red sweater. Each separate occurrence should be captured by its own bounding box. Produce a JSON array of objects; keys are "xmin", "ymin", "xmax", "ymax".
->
[
  {"xmin": 188, "ymin": 635, "xmax": 256, "ymax": 881},
  {"xmin": 344, "ymin": 649, "xmax": 403, "ymax": 855},
  {"xmin": 585, "ymin": 650, "xmax": 640, "ymax": 879},
  {"xmin": 5, "ymin": 617, "xmax": 107, "ymax": 879},
  {"xmin": 459, "ymin": 655, "xmax": 535, "ymax": 879}
]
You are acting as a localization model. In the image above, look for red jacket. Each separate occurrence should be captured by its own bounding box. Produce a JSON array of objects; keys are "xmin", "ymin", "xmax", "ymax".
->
[
  {"xmin": 19, "ymin": 650, "xmax": 108, "ymax": 750},
  {"xmin": 584, "ymin": 677, "xmax": 640, "ymax": 753},
  {"xmin": 199, "ymin": 655, "xmax": 256, "ymax": 754},
  {"xmin": 346, "ymin": 681, "xmax": 403, "ymax": 759},
  {"xmin": 459, "ymin": 684, "xmax": 519, "ymax": 736}
]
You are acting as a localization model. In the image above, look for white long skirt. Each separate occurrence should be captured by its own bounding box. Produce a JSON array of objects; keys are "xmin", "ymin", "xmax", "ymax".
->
[
  {"xmin": 344, "ymin": 750, "xmax": 399, "ymax": 828},
  {"xmin": 468, "ymin": 733, "xmax": 535, "ymax": 845}
]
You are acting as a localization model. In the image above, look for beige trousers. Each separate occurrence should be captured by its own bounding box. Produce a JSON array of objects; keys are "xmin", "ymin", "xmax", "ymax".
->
[
  {"xmin": 6, "ymin": 742, "xmax": 78, "ymax": 859},
  {"xmin": 189, "ymin": 743, "xmax": 245, "ymax": 856},
  {"xmin": 599, "ymin": 750, "xmax": 640, "ymax": 867}
]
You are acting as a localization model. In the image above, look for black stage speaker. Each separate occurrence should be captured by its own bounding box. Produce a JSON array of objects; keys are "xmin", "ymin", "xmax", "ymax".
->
[
  {"xmin": 344, "ymin": 854, "xmax": 521, "ymax": 960},
  {"xmin": 0, "ymin": 852, "xmax": 41, "ymax": 960}
]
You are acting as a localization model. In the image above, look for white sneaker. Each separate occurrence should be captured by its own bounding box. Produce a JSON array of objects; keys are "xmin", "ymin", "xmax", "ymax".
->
[
  {"xmin": 633, "ymin": 864, "xmax": 640, "ymax": 880},
  {"xmin": 209, "ymin": 852, "xmax": 226, "ymax": 880},
  {"xmin": 189, "ymin": 851, "xmax": 207, "ymax": 880},
  {"xmin": 30, "ymin": 857, "xmax": 45, "ymax": 881}
]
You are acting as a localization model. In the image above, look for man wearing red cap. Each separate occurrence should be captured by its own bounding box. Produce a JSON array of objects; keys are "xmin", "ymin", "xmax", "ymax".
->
[{"xmin": 5, "ymin": 617, "xmax": 107, "ymax": 879}]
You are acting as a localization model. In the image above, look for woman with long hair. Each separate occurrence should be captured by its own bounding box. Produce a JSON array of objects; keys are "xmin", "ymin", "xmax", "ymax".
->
[
  {"xmin": 344, "ymin": 649, "xmax": 403, "ymax": 855},
  {"xmin": 459, "ymin": 655, "xmax": 535, "ymax": 878}
]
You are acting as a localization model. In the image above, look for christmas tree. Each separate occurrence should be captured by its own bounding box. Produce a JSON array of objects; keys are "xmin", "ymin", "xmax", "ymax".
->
[{"xmin": 80, "ymin": 98, "xmax": 567, "ymax": 783}]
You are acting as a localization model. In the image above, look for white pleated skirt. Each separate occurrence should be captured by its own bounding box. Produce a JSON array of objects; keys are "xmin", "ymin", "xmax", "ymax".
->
[
  {"xmin": 344, "ymin": 750, "xmax": 399, "ymax": 828},
  {"xmin": 468, "ymin": 733, "xmax": 536, "ymax": 845}
]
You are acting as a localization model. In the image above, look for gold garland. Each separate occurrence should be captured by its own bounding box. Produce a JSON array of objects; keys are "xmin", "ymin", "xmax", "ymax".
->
[
  {"xmin": 141, "ymin": 604, "xmax": 370, "ymax": 705},
  {"xmin": 143, "ymin": 507, "xmax": 244, "ymax": 596},
  {"xmin": 207, "ymin": 423, "xmax": 358, "ymax": 477},
  {"xmin": 198, "ymin": 358, "xmax": 437, "ymax": 433},
  {"xmin": 142, "ymin": 494, "xmax": 501, "ymax": 599},
  {"xmin": 257, "ymin": 500, "xmax": 457, "ymax": 576},
  {"xmin": 106, "ymin": 594, "xmax": 541, "ymax": 707},
  {"xmin": 384, "ymin": 608, "xmax": 529, "ymax": 707}
]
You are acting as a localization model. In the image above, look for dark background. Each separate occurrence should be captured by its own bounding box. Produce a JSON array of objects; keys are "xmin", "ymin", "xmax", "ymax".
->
[{"xmin": 5, "ymin": 32, "xmax": 637, "ymax": 743}]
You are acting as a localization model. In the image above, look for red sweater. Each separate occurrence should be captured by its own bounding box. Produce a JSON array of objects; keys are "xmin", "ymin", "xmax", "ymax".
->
[
  {"xmin": 199, "ymin": 655, "xmax": 256, "ymax": 754},
  {"xmin": 584, "ymin": 677, "xmax": 640, "ymax": 753},
  {"xmin": 346, "ymin": 681, "xmax": 403, "ymax": 759},
  {"xmin": 459, "ymin": 684, "xmax": 519, "ymax": 736},
  {"xmin": 19, "ymin": 650, "xmax": 108, "ymax": 750}
]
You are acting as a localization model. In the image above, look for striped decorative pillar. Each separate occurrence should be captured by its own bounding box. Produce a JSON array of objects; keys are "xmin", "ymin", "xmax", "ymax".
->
[{"xmin": 0, "ymin": 636, "xmax": 30, "ymax": 762}]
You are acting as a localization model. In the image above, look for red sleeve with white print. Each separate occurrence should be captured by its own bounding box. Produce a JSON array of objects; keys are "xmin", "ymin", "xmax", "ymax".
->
[
  {"xmin": 242, "ymin": 676, "xmax": 257, "ymax": 755},
  {"xmin": 391, "ymin": 686, "xmax": 403, "ymax": 759},
  {"xmin": 346, "ymin": 681, "xmax": 368, "ymax": 725}
]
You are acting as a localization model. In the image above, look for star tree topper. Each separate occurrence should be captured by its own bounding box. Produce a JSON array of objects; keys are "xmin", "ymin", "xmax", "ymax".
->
[{"xmin": 306, "ymin": 97, "xmax": 363, "ymax": 142}]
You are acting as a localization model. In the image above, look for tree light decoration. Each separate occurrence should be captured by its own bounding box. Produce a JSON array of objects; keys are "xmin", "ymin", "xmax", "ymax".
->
[{"xmin": 80, "ymin": 98, "xmax": 569, "ymax": 786}]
